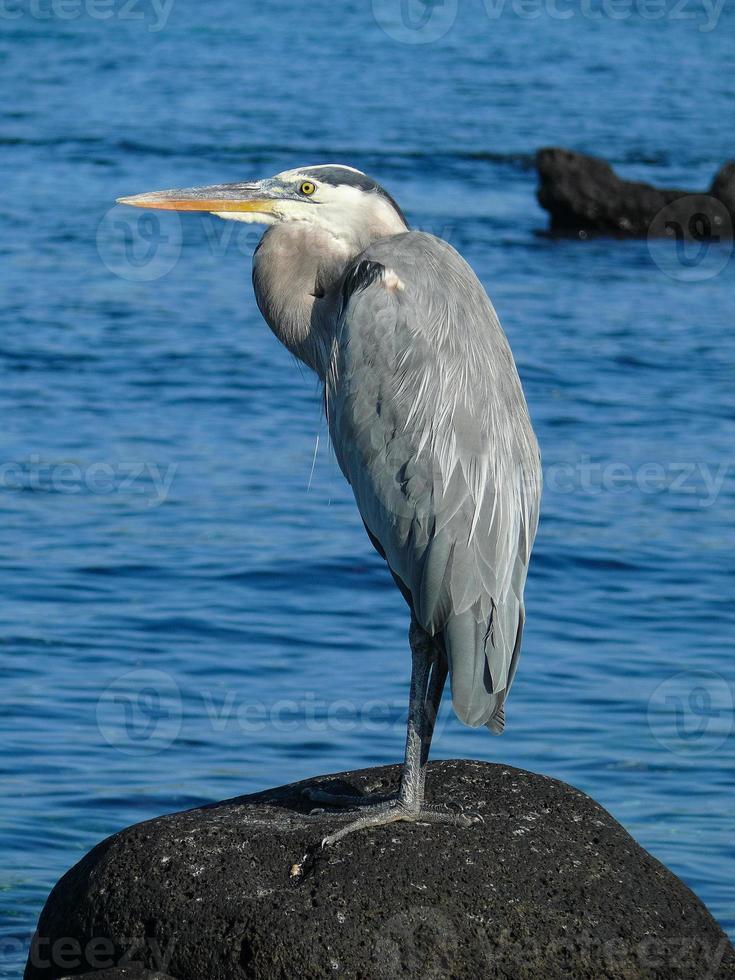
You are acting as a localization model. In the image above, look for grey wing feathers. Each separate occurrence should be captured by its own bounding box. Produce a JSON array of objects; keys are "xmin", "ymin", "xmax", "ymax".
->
[{"xmin": 326, "ymin": 232, "xmax": 541, "ymax": 731}]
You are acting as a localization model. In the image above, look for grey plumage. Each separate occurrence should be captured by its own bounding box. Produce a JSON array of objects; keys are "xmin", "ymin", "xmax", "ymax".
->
[
  {"xmin": 327, "ymin": 232, "xmax": 540, "ymax": 731},
  {"xmin": 119, "ymin": 164, "xmax": 541, "ymax": 840}
]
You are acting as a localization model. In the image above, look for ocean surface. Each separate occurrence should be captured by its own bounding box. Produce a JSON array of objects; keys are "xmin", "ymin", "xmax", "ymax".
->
[{"xmin": 1, "ymin": 0, "xmax": 734, "ymax": 973}]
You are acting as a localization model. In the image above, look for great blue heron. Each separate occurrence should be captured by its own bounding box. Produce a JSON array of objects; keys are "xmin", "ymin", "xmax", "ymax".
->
[{"xmin": 119, "ymin": 165, "xmax": 541, "ymax": 846}]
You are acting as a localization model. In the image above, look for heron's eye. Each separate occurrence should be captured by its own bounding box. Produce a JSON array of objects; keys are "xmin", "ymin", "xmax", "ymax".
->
[{"xmin": 299, "ymin": 181, "xmax": 316, "ymax": 196}]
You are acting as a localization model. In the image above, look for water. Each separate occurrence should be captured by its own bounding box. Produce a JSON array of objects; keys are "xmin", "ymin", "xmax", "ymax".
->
[{"xmin": 1, "ymin": 1, "xmax": 734, "ymax": 973}]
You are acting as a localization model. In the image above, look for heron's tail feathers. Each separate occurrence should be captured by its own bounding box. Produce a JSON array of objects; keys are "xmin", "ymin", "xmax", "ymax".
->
[
  {"xmin": 487, "ymin": 698, "xmax": 505, "ymax": 734},
  {"xmin": 442, "ymin": 602, "xmax": 523, "ymax": 732}
]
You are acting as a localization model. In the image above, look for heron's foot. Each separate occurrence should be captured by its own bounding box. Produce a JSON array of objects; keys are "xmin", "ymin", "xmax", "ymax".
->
[
  {"xmin": 290, "ymin": 799, "xmax": 479, "ymax": 876},
  {"xmin": 302, "ymin": 784, "xmax": 393, "ymax": 809},
  {"xmin": 319, "ymin": 799, "xmax": 480, "ymax": 848}
]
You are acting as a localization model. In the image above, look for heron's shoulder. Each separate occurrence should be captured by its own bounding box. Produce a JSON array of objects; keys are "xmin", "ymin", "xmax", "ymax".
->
[
  {"xmin": 342, "ymin": 232, "xmax": 484, "ymax": 311},
  {"xmin": 359, "ymin": 230, "xmax": 468, "ymax": 269}
]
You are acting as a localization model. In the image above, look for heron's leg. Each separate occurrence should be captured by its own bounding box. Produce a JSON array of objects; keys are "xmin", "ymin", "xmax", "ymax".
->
[
  {"xmin": 304, "ymin": 622, "xmax": 476, "ymax": 851},
  {"xmin": 303, "ymin": 619, "xmax": 443, "ymax": 811},
  {"xmin": 424, "ymin": 646, "xmax": 448, "ymax": 761},
  {"xmin": 395, "ymin": 618, "xmax": 436, "ymax": 810},
  {"xmin": 418, "ymin": 639, "xmax": 448, "ymax": 797}
]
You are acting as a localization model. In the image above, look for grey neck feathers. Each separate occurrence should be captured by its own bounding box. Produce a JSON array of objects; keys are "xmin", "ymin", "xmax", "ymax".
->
[{"xmin": 251, "ymin": 219, "xmax": 402, "ymax": 379}]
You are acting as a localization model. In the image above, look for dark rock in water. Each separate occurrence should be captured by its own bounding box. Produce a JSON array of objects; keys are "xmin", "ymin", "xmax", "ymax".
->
[
  {"xmin": 710, "ymin": 161, "xmax": 735, "ymax": 216},
  {"xmin": 26, "ymin": 760, "xmax": 734, "ymax": 980},
  {"xmin": 536, "ymin": 147, "xmax": 735, "ymax": 239}
]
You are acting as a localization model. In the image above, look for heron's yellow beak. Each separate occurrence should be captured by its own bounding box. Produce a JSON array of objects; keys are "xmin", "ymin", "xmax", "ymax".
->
[{"xmin": 116, "ymin": 181, "xmax": 279, "ymax": 214}]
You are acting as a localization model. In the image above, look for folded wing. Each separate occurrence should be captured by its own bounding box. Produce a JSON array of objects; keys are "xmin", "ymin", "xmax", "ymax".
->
[{"xmin": 326, "ymin": 232, "xmax": 541, "ymax": 730}]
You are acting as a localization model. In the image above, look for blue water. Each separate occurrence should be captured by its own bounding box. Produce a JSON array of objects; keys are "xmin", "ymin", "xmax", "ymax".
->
[{"xmin": 1, "ymin": 1, "xmax": 734, "ymax": 974}]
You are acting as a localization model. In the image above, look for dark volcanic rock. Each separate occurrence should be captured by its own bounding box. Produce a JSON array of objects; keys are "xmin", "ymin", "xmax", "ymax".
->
[
  {"xmin": 61, "ymin": 972, "xmax": 175, "ymax": 980},
  {"xmin": 536, "ymin": 147, "xmax": 735, "ymax": 238},
  {"xmin": 26, "ymin": 760, "xmax": 734, "ymax": 980}
]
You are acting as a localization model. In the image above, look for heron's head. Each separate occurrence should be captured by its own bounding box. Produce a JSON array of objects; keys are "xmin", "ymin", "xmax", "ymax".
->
[{"xmin": 118, "ymin": 165, "xmax": 408, "ymax": 246}]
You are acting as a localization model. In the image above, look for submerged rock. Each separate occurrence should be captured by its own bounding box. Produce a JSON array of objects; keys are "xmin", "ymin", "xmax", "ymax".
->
[
  {"xmin": 26, "ymin": 760, "xmax": 734, "ymax": 980},
  {"xmin": 535, "ymin": 147, "xmax": 735, "ymax": 239}
]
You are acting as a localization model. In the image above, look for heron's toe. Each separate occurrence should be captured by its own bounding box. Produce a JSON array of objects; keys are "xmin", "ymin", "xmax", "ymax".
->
[{"xmin": 410, "ymin": 802, "xmax": 483, "ymax": 828}]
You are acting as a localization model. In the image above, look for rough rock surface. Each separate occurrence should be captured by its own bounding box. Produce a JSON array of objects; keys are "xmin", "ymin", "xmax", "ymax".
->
[
  {"xmin": 26, "ymin": 760, "xmax": 734, "ymax": 980},
  {"xmin": 536, "ymin": 147, "xmax": 735, "ymax": 238},
  {"xmin": 60, "ymin": 973, "xmax": 174, "ymax": 980}
]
